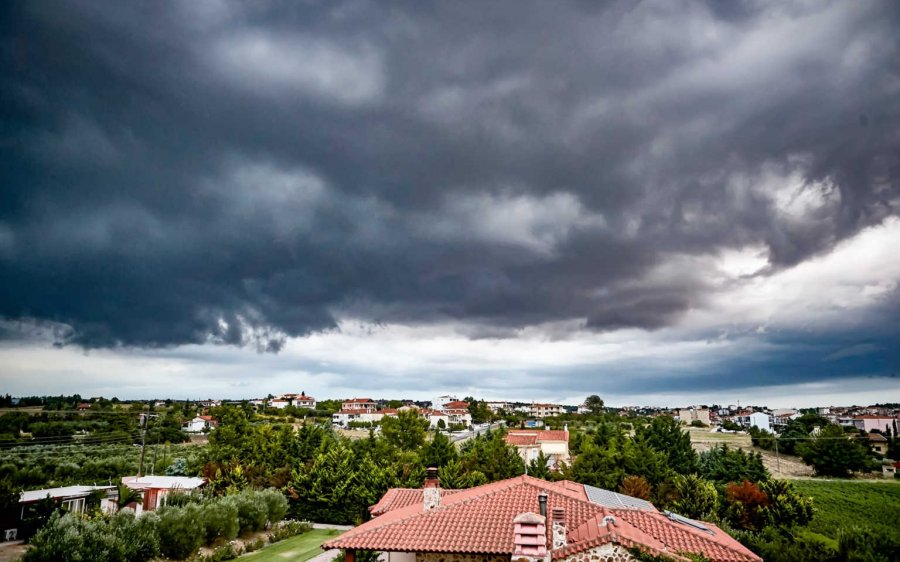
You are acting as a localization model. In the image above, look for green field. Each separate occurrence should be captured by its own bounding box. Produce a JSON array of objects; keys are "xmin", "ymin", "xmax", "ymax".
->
[
  {"xmin": 241, "ymin": 529, "xmax": 343, "ymax": 562},
  {"xmin": 792, "ymin": 480, "xmax": 900, "ymax": 543}
]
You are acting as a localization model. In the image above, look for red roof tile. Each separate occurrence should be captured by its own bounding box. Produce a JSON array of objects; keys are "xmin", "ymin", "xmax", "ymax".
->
[
  {"xmin": 370, "ymin": 488, "xmax": 465, "ymax": 516},
  {"xmin": 324, "ymin": 476, "xmax": 760, "ymax": 562},
  {"xmin": 506, "ymin": 430, "xmax": 568, "ymax": 446}
]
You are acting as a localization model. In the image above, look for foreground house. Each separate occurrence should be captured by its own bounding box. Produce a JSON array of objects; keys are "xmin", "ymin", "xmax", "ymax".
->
[
  {"xmin": 506, "ymin": 429, "xmax": 570, "ymax": 468},
  {"xmin": 19, "ymin": 485, "xmax": 116, "ymax": 516},
  {"xmin": 120, "ymin": 475, "xmax": 205, "ymax": 514},
  {"xmin": 324, "ymin": 472, "xmax": 760, "ymax": 562}
]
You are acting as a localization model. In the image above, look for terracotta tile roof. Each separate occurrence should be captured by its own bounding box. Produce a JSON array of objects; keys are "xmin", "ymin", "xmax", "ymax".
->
[
  {"xmin": 324, "ymin": 476, "xmax": 760, "ymax": 562},
  {"xmin": 506, "ymin": 434, "xmax": 538, "ymax": 446},
  {"xmin": 369, "ymin": 488, "xmax": 465, "ymax": 516},
  {"xmin": 613, "ymin": 509, "xmax": 760, "ymax": 562},
  {"xmin": 443, "ymin": 401, "xmax": 469, "ymax": 409},
  {"xmin": 325, "ymin": 476, "xmax": 598, "ymax": 554},
  {"xmin": 506, "ymin": 430, "xmax": 569, "ymax": 446}
]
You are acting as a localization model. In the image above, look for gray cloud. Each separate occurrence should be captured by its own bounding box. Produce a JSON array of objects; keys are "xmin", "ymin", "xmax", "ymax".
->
[{"xmin": 1, "ymin": 0, "xmax": 899, "ymax": 356}]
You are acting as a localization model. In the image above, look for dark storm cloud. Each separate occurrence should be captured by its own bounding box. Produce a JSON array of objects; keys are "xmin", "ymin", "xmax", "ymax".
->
[{"xmin": 1, "ymin": 0, "xmax": 899, "ymax": 350}]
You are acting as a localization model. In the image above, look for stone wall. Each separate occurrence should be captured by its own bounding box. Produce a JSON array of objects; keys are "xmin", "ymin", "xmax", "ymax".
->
[
  {"xmin": 416, "ymin": 553, "xmax": 509, "ymax": 562},
  {"xmin": 563, "ymin": 544, "xmax": 636, "ymax": 562}
]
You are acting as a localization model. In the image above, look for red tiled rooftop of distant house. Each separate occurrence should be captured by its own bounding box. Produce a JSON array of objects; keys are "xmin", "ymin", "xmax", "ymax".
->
[
  {"xmin": 345, "ymin": 398, "xmax": 375, "ymax": 403},
  {"xmin": 324, "ymin": 475, "xmax": 760, "ymax": 562},
  {"xmin": 198, "ymin": 415, "xmax": 218, "ymax": 425},
  {"xmin": 506, "ymin": 430, "xmax": 569, "ymax": 446},
  {"xmin": 77, "ymin": 403, "xmax": 92, "ymax": 410},
  {"xmin": 442, "ymin": 401, "xmax": 469, "ymax": 409}
]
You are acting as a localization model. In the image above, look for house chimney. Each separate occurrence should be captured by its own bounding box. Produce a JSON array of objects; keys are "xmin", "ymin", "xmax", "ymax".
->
[
  {"xmin": 551, "ymin": 507, "xmax": 566, "ymax": 550},
  {"xmin": 423, "ymin": 467, "xmax": 440, "ymax": 511},
  {"xmin": 512, "ymin": 512, "xmax": 547, "ymax": 561},
  {"xmin": 537, "ymin": 492, "xmax": 547, "ymax": 517}
]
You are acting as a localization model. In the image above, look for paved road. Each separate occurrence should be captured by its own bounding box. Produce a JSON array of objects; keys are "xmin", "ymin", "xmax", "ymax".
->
[{"xmin": 450, "ymin": 422, "xmax": 504, "ymax": 445}]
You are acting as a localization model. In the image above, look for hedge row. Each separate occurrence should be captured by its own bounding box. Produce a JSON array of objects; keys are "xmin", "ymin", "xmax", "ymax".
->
[{"xmin": 24, "ymin": 489, "xmax": 290, "ymax": 562}]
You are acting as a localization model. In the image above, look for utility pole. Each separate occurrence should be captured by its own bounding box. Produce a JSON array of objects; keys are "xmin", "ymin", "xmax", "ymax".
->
[
  {"xmin": 774, "ymin": 436, "xmax": 781, "ymax": 474},
  {"xmin": 137, "ymin": 413, "xmax": 158, "ymax": 477}
]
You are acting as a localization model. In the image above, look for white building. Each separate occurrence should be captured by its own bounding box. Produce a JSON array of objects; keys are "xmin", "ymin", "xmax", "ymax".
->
[
  {"xmin": 734, "ymin": 411, "xmax": 772, "ymax": 432},
  {"xmin": 120, "ymin": 476, "xmax": 205, "ymax": 515},
  {"xmin": 182, "ymin": 415, "xmax": 216, "ymax": 433},
  {"xmin": 332, "ymin": 409, "xmax": 384, "ymax": 427}
]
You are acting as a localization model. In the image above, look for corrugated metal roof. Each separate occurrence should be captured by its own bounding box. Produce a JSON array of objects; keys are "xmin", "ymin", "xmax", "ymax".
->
[{"xmin": 583, "ymin": 484, "xmax": 657, "ymax": 511}]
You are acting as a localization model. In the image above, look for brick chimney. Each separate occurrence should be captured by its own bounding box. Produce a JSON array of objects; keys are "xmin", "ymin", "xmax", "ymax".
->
[
  {"xmin": 423, "ymin": 467, "xmax": 440, "ymax": 511},
  {"xmin": 551, "ymin": 507, "xmax": 566, "ymax": 550},
  {"xmin": 512, "ymin": 512, "xmax": 547, "ymax": 561}
]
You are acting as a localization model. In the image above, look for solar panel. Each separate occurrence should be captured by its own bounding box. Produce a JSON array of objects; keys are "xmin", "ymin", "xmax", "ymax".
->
[
  {"xmin": 583, "ymin": 484, "xmax": 657, "ymax": 511},
  {"xmin": 664, "ymin": 510, "xmax": 711, "ymax": 533}
]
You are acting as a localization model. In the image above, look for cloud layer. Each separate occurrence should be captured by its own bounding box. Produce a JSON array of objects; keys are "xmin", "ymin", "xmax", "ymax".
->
[{"xmin": 1, "ymin": 1, "xmax": 899, "ymax": 401}]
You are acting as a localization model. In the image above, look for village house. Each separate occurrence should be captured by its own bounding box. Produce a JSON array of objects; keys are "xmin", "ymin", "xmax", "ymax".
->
[
  {"xmin": 852, "ymin": 415, "xmax": 897, "ymax": 434},
  {"xmin": 731, "ymin": 411, "xmax": 772, "ymax": 433},
  {"xmin": 182, "ymin": 415, "xmax": 217, "ymax": 433},
  {"xmin": 676, "ymin": 407, "xmax": 710, "ymax": 426},
  {"xmin": 120, "ymin": 475, "xmax": 205, "ymax": 515},
  {"xmin": 343, "ymin": 398, "xmax": 379, "ymax": 412},
  {"xmin": 530, "ymin": 403, "xmax": 565, "ymax": 418},
  {"xmin": 867, "ymin": 432, "xmax": 889, "ymax": 456},
  {"xmin": 506, "ymin": 428, "xmax": 570, "ymax": 468},
  {"xmin": 16, "ymin": 485, "xmax": 117, "ymax": 530},
  {"xmin": 324, "ymin": 472, "xmax": 760, "ymax": 562}
]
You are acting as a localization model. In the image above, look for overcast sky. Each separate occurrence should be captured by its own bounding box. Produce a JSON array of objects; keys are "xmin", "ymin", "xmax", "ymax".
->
[{"xmin": 2, "ymin": 1, "xmax": 899, "ymax": 407}]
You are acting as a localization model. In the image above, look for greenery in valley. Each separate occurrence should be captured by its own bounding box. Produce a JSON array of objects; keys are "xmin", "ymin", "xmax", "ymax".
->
[
  {"xmin": 23, "ymin": 488, "xmax": 296, "ymax": 561},
  {"xmin": 5, "ymin": 397, "xmax": 899, "ymax": 562}
]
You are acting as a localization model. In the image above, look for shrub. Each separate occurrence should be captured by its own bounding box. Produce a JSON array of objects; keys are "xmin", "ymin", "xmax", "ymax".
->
[
  {"xmin": 269, "ymin": 520, "xmax": 313, "ymax": 543},
  {"xmin": 244, "ymin": 537, "xmax": 266, "ymax": 553},
  {"xmin": 23, "ymin": 510, "xmax": 160, "ymax": 562},
  {"xmin": 202, "ymin": 499, "xmax": 239, "ymax": 545},
  {"xmin": 114, "ymin": 509, "xmax": 160, "ymax": 561},
  {"xmin": 158, "ymin": 504, "xmax": 206, "ymax": 560},
  {"xmin": 224, "ymin": 492, "xmax": 267, "ymax": 535},
  {"xmin": 258, "ymin": 489, "xmax": 289, "ymax": 526}
]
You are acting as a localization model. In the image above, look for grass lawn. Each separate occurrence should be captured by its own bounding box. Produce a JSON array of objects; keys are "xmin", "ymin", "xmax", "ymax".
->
[
  {"xmin": 241, "ymin": 528, "xmax": 343, "ymax": 562},
  {"xmin": 792, "ymin": 479, "xmax": 900, "ymax": 543}
]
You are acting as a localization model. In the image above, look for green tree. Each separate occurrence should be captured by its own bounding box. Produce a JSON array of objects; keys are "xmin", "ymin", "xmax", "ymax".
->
[
  {"xmin": 584, "ymin": 395, "xmax": 605, "ymax": 415},
  {"xmin": 467, "ymin": 401, "xmax": 492, "ymax": 424},
  {"xmin": 636, "ymin": 416, "xmax": 698, "ymax": 475},
  {"xmin": 670, "ymin": 474, "xmax": 719, "ymax": 520},
  {"xmin": 116, "ymin": 483, "xmax": 143, "ymax": 510},
  {"xmin": 758, "ymin": 479, "xmax": 813, "ymax": 530},
  {"xmin": 797, "ymin": 424, "xmax": 869, "ymax": 477},
  {"xmin": 382, "ymin": 410, "xmax": 429, "ymax": 451},
  {"xmin": 460, "ymin": 430, "xmax": 525, "ymax": 481},
  {"xmin": 422, "ymin": 431, "xmax": 458, "ymax": 468},
  {"xmin": 698, "ymin": 444, "xmax": 769, "ymax": 484},
  {"xmin": 527, "ymin": 450, "xmax": 552, "ymax": 480}
]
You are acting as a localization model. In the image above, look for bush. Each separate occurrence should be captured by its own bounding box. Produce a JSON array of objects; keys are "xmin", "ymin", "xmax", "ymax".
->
[
  {"xmin": 244, "ymin": 537, "xmax": 266, "ymax": 553},
  {"xmin": 158, "ymin": 504, "xmax": 206, "ymax": 559},
  {"xmin": 269, "ymin": 520, "xmax": 313, "ymax": 543},
  {"xmin": 24, "ymin": 509, "xmax": 161, "ymax": 562},
  {"xmin": 196, "ymin": 542, "xmax": 241, "ymax": 562},
  {"xmin": 202, "ymin": 499, "xmax": 239, "ymax": 545},
  {"xmin": 224, "ymin": 491, "xmax": 268, "ymax": 536},
  {"xmin": 258, "ymin": 489, "xmax": 289, "ymax": 526}
]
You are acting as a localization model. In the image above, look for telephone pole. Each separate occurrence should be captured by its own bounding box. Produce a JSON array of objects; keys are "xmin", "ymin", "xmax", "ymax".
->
[{"xmin": 137, "ymin": 413, "xmax": 158, "ymax": 477}]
